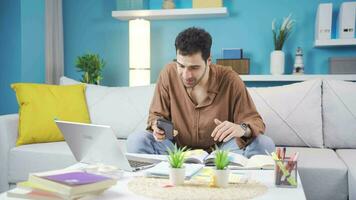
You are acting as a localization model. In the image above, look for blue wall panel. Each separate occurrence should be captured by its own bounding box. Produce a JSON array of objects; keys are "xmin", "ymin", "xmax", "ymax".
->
[
  {"xmin": 0, "ymin": 0, "xmax": 45, "ymax": 115},
  {"xmin": 1, "ymin": 0, "xmax": 356, "ymax": 115},
  {"xmin": 63, "ymin": 0, "xmax": 356, "ymax": 85},
  {"xmin": 0, "ymin": 0, "xmax": 22, "ymax": 115}
]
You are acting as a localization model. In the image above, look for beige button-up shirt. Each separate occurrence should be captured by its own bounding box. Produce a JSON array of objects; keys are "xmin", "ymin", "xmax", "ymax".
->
[{"xmin": 147, "ymin": 63, "xmax": 265, "ymax": 151}]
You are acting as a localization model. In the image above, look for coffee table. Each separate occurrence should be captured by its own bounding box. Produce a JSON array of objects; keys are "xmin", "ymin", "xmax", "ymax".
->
[{"xmin": 0, "ymin": 169, "xmax": 305, "ymax": 200}]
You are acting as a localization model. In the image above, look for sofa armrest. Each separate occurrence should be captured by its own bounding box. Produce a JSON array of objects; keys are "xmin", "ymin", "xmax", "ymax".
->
[{"xmin": 0, "ymin": 114, "xmax": 18, "ymax": 192}]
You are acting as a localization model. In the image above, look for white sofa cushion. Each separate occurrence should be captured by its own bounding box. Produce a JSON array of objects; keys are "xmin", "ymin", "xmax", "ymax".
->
[
  {"xmin": 60, "ymin": 77, "xmax": 155, "ymax": 139},
  {"xmin": 286, "ymin": 147, "xmax": 348, "ymax": 200},
  {"xmin": 336, "ymin": 149, "xmax": 356, "ymax": 200},
  {"xmin": 8, "ymin": 142, "xmax": 76, "ymax": 183},
  {"xmin": 248, "ymin": 79, "xmax": 323, "ymax": 147},
  {"xmin": 8, "ymin": 140, "xmax": 128, "ymax": 183},
  {"xmin": 323, "ymin": 80, "xmax": 356, "ymax": 148}
]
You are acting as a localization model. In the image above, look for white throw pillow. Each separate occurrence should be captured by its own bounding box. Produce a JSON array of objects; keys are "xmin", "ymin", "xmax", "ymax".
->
[
  {"xmin": 323, "ymin": 80, "xmax": 356, "ymax": 148},
  {"xmin": 247, "ymin": 79, "xmax": 323, "ymax": 147},
  {"xmin": 60, "ymin": 76, "xmax": 155, "ymax": 138}
]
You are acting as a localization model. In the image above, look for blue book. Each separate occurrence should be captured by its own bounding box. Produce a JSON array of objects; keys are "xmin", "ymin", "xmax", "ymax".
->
[{"xmin": 222, "ymin": 48, "xmax": 243, "ymax": 59}]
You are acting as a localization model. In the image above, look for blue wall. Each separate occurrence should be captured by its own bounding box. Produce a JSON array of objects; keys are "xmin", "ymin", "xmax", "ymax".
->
[
  {"xmin": 20, "ymin": 0, "xmax": 45, "ymax": 83},
  {"xmin": 0, "ymin": 0, "xmax": 22, "ymax": 115},
  {"xmin": 0, "ymin": 0, "xmax": 45, "ymax": 115},
  {"xmin": 63, "ymin": 0, "xmax": 356, "ymax": 86},
  {"xmin": 63, "ymin": 0, "xmax": 127, "ymax": 86},
  {"xmin": 1, "ymin": 0, "xmax": 356, "ymax": 115}
]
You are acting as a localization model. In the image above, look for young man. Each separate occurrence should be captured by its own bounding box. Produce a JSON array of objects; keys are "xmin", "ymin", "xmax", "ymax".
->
[{"xmin": 127, "ymin": 27, "xmax": 275, "ymax": 158}]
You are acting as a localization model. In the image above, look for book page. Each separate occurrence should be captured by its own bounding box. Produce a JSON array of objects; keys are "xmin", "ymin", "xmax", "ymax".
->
[
  {"xmin": 184, "ymin": 149, "xmax": 209, "ymax": 164},
  {"xmin": 246, "ymin": 155, "xmax": 275, "ymax": 169},
  {"xmin": 203, "ymin": 151, "xmax": 217, "ymax": 166},
  {"xmin": 227, "ymin": 152, "xmax": 249, "ymax": 167}
]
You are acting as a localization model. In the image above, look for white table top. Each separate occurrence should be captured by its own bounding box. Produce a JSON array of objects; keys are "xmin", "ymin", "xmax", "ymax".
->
[{"xmin": 0, "ymin": 168, "xmax": 305, "ymax": 200}]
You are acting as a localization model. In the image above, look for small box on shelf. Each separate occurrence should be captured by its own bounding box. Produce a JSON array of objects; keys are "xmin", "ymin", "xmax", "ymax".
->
[
  {"xmin": 192, "ymin": 0, "xmax": 223, "ymax": 8},
  {"xmin": 216, "ymin": 59, "xmax": 250, "ymax": 75},
  {"xmin": 116, "ymin": 0, "xmax": 149, "ymax": 10},
  {"xmin": 329, "ymin": 57, "xmax": 356, "ymax": 74},
  {"xmin": 222, "ymin": 48, "xmax": 243, "ymax": 59}
]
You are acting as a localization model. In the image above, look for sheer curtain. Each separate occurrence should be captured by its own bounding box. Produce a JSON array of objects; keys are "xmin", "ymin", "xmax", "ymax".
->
[{"xmin": 45, "ymin": 0, "xmax": 64, "ymax": 84}]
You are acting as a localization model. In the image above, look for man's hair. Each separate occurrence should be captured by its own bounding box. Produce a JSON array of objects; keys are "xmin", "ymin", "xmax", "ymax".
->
[{"xmin": 175, "ymin": 27, "xmax": 212, "ymax": 63}]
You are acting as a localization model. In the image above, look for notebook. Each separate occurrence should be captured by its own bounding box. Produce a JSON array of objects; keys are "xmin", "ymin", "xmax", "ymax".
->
[
  {"xmin": 145, "ymin": 161, "xmax": 204, "ymax": 179},
  {"xmin": 29, "ymin": 170, "xmax": 116, "ymax": 196}
]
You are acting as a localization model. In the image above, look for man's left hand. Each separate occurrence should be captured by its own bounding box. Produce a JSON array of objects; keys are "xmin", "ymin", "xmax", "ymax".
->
[{"xmin": 211, "ymin": 119, "xmax": 245, "ymax": 142}]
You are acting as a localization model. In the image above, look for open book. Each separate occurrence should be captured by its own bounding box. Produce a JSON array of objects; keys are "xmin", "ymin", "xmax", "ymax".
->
[{"xmin": 184, "ymin": 149, "xmax": 275, "ymax": 170}]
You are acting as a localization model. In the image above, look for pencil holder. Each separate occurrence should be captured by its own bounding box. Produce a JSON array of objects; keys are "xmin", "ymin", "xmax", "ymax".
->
[{"xmin": 274, "ymin": 158, "xmax": 298, "ymax": 188}]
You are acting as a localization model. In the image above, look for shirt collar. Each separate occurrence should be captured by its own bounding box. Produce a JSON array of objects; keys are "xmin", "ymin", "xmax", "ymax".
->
[{"xmin": 207, "ymin": 64, "xmax": 219, "ymax": 94}]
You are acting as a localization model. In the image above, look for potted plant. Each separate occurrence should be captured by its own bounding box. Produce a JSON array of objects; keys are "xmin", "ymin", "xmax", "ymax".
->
[
  {"xmin": 213, "ymin": 147, "xmax": 230, "ymax": 188},
  {"xmin": 75, "ymin": 53, "xmax": 105, "ymax": 85},
  {"xmin": 167, "ymin": 144, "xmax": 187, "ymax": 186},
  {"xmin": 270, "ymin": 14, "xmax": 295, "ymax": 75}
]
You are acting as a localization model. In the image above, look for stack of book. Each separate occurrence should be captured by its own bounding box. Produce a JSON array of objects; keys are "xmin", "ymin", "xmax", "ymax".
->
[{"xmin": 7, "ymin": 169, "xmax": 117, "ymax": 200}]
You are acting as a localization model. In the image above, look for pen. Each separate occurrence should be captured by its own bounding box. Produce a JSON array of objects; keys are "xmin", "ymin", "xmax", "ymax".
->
[
  {"xmin": 275, "ymin": 148, "xmax": 281, "ymax": 184},
  {"xmin": 276, "ymin": 148, "xmax": 281, "ymax": 159},
  {"xmin": 282, "ymin": 147, "xmax": 286, "ymax": 160},
  {"xmin": 283, "ymin": 152, "xmax": 299, "ymax": 182}
]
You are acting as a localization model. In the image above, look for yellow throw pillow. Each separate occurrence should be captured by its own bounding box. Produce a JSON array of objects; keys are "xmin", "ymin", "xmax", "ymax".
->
[{"xmin": 11, "ymin": 83, "xmax": 91, "ymax": 146}]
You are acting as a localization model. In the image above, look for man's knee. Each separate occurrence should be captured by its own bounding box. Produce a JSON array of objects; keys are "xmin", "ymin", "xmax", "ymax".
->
[
  {"xmin": 126, "ymin": 130, "xmax": 154, "ymax": 154},
  {"xmin": 255, "ymin": 134, "xmax": 275, "ymax": 153}
]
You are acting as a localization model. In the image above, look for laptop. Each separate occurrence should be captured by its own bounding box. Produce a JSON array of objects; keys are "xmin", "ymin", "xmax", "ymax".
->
[{"xmin": 55, "ymin": 120, "xmax": 155, "ymax": 172}]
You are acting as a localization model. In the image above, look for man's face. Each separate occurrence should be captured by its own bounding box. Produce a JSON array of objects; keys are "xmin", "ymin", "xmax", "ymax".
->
[{"xmin": 175, "ymin": 51, "xmax": 211, "ymax": 88}]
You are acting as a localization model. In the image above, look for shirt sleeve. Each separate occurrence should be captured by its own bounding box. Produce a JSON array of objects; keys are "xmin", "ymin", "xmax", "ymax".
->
[
  {"xmin": 232, "ymin": 75, "xmax": 265, "ymax": 138},
  {"xmin": 146, "ymin": 69, "xmax": 171, "ymax": 131}
]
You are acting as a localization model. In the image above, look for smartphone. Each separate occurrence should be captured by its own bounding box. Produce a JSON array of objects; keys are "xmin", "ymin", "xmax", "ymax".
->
[{"xmin": 156, "ymin": 118, "xmax": 174, "ymax": 140}]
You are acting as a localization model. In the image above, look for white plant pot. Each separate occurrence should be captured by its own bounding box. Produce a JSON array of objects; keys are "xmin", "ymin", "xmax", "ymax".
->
[
  {"xmin": 270, "ymin": 50, "xmax": 285, "ymax": 75},
  {"xmin": 214, "ymin": 169, "xmax": 230, "ymax": 188},
  {"xmin": 169, "ymin": 167, "xmax": 185, "ymax": 186}
]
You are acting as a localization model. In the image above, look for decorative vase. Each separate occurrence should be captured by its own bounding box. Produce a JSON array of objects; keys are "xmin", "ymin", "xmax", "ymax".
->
[
  {"xmin": 214, "ymin": 168, "xmax": 230, "ymax": 188},
  {"xmin": 270, "ymin": 50, "xmax": 285, "ymax": 75},
  {"xmin": 169, "ymin": 167, "xmax": 185, "ymax": 186}
]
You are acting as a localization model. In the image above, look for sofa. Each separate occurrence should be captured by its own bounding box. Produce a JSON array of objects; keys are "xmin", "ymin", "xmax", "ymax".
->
[{"xmin": 0, "ymin": 76, "xmax": 355, "ymax": 200}]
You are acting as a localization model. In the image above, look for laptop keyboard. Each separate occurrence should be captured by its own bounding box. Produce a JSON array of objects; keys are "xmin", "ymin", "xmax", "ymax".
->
[{"xmin": 129, "ymin": 160, "xmax": 153, "ymax": 168}]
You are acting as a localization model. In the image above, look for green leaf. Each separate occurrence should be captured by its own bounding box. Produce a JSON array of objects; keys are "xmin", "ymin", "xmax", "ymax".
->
[
  {"xmin": 166, "ymin": 144, "xmax": 189, "ymax": 168},
  {"xmin": 272, "ymin": 13, "xmax": 294, "ymax": 50},
  {"xmin": 214, "ymin": 146, "xmax": 230, "ymax": 170},
  {"xmin": 75, "ymin": 53, "xmax": 105, "ymax": 85}
]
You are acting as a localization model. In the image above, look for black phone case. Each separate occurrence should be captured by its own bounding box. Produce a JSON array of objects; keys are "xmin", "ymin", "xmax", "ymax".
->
[{"xmin": 156, "ymin": 118, "xmax": 174, "ymax": 140}]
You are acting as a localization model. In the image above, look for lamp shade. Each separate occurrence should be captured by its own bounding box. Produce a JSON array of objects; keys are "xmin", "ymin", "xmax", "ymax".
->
[{"xmin": 129, "ymin": 19, "xmax": 150, "ymax": 86}]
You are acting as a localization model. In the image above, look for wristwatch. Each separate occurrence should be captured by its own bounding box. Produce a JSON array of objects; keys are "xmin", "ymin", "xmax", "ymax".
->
[{"xmin": 240, "ymin": 123, "xmax": 251, "ymax": 137}]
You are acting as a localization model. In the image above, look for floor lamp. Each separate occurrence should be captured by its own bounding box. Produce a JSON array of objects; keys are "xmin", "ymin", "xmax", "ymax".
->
[{"xmin": 129, "ymin": 19, "xmax": 150, "ymax": 86}]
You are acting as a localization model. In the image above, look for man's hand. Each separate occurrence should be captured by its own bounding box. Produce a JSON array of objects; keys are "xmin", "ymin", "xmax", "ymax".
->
[
  {"xmin": 152, "ymin": 120, "xmax": 166, "ymax": 141},
  {"xmin": 211, "ymin": 119, "xmax": 245, "ymax": 142}
]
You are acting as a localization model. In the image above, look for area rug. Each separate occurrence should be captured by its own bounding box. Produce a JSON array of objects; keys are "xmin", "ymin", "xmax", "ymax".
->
[{"xmin": 128, "ymin": 177, "xmax": 268, "ymax": 200}]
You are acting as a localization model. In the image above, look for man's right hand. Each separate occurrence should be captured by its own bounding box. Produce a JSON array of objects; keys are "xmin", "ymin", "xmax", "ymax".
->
[{"xmin": 152, "ymin": 120, "xmax": 165, "ymax": 141}]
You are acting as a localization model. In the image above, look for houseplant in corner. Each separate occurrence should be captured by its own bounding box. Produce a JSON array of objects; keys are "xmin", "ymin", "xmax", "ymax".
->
[
  {"xmin": 270, "ymin": 14, "xmax": 295, "ymax": 75},
  {"xmin": 167, "ymin": 144, "xmax": 188, "ymax": 186},
  {"xmin": 75, "ymin": 53, "xmax": 105, "ymax": 85},
  {"xmin": 214, "ymin": 146, "xmax": 230, "ymax": 188}
]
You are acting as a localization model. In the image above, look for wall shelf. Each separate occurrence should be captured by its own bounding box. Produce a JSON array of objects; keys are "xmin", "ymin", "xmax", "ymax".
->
[
  {"xmin": 112, "ymin": 7, "xmax": 228, "ymax": 20},
  {"xmin": 240, "ymin": 74, "xmax": 356, "ymax": 81},
  {"xmin": 314, "ymin": 39, "xmax": 356, "ymax": 47}
]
